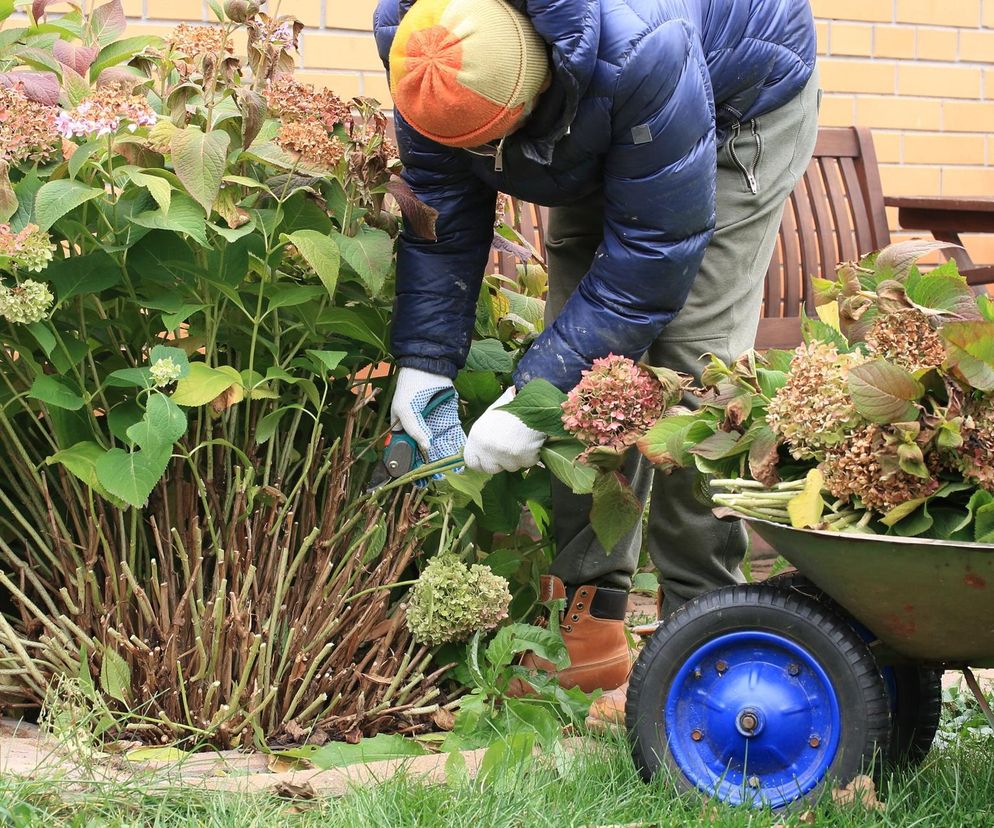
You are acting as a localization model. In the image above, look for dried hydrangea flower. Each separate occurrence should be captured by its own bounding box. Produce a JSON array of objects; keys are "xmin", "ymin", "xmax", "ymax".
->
[
  {"xmin": 56, "ymin": 85, "xmax": 156, "ymax": 139},
  {"xmin": 0, "ymin": 224, "xmax": 56, "ymax": 272},
  {"xmin": 166, "ymin": 23, "xmax": 231, "ymax": 59},
  {"xmin": 820, "ymin": 424, "xmax": 941, "ymax": 512},
  {"xmin": 956, "ymin": 398, "xmax": 994, "ymax": 492},
  {"xmin": 405, "ymin": 554, "xmax": 511, "ymax": 647},
  {"xmin": 562, "ymin": 354, "xmax": 667, "ymax": 454},
  {"xmin": 150, "ymin": 357, "xmax": 183, "ymax": 387},
  {"xmin": 766, "ymin": 342, "xmax": 868, "ymax": 461},
  {"xmin": 865, "ymin": 308, "xmax": 946, "ymax": 373},
  {"xmin": 0, "ymin": 85, "xmax": 59, "ymax": 163},
  {"xmin": 263, "ymin": 74, "xmax": 349, "ymax": 130},
  {"xmin": 276, "ymin": 121, "xmax": 344, "ymax": 169},
  {"xmin": 0, "ymin": 279, "xmax": 54, "ymax": 324}
]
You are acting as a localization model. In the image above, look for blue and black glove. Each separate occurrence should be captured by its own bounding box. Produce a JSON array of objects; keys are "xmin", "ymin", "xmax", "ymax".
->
[{"xmin": 391, "ymin": 367, "xmax": 466, "ymax": 464}]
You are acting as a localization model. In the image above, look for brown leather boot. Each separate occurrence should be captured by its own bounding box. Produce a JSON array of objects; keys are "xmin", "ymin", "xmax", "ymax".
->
[{"xmin": 512, "ymin": 575, "xmax": 632, "ymax": 695}]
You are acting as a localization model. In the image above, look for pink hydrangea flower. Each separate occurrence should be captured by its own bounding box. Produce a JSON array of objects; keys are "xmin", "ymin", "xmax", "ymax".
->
[
  {"xmin": 56, "ymin": 85, "xmax": 156, "ymax": 139},
  {"xmin": 562, "ymin": 354, "xmax": 667, "ymax": 453}
]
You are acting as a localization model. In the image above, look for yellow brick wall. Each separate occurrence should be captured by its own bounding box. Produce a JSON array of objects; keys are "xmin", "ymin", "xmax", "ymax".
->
[{"xmin": 118, "ymin": 0, "xmax": 994, "ymax": 263}]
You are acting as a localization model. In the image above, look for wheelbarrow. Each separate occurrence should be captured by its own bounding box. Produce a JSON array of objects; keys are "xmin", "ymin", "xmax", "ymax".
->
[{"xmin": 626, "ymin": 519, "xmax": 994, "ymax": 809}]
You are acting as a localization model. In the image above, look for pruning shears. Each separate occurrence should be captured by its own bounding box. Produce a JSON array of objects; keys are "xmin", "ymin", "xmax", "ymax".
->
[{"xmin": 367, "ymin": 388, "xmax": 457, "ymax": 492}]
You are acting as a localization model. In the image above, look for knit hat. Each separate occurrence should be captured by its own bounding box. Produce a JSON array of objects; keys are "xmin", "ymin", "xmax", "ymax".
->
[{"xmin": 389, "ymin": 0, "xmax": 550, "ymax": 148}]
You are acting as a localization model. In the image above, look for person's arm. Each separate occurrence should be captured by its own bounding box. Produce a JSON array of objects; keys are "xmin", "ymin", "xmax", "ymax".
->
[
  {"xmin": 390, "ymin": 119, "xmax": 498, "ymax": 378},
  {"xmin": 374, "ymin": 0, "xmax": 498, "ymax": 380},
  {"xmin": 515, "ymin": 19, "xmax": 717, "ymax": 391}
]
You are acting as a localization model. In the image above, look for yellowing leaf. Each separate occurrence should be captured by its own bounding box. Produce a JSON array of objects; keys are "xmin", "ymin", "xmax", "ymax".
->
[
  {"xmin": 171, "ymin": 362, "xmax": 239, "ymax": 407},
  {"xmin": 126, "ymin": 746, "xmax": 188, "ymax": 762},
  {"xmin": 880, "ymin": 497, "xmax": 927, "ymax": 527},
  {"xmin": 815, "ymin": 299, "xmax": 841, "ymax": 332},
  {"xmin": 788, "ymin": 469, "xmax": 826, "ymax": 529}
]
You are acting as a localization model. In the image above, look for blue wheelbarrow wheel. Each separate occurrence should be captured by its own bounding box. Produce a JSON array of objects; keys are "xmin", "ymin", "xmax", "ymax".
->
[
  {"xmin": 626, "ymin": 585, "xmax": 890, "ymax": 809},
  {"xmin": 763, "ymin": 571, "xmax": 942, "ymax": 767}
]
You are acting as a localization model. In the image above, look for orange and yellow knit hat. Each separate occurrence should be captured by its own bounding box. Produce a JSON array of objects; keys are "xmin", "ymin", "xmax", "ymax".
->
[{"xmin": 389, "ymin": 0, "xmax": 550, "ymax": 148}]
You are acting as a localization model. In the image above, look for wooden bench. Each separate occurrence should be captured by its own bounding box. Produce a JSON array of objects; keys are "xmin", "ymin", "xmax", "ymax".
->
[{"xmin": 495, "ymin": 126, "xmax": 994, "ymax": 350}]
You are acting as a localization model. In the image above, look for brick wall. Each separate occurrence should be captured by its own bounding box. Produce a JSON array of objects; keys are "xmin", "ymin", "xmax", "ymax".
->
[{"xmin": 116, "ymin": 0, "xmax": 994, "ymax": 262}]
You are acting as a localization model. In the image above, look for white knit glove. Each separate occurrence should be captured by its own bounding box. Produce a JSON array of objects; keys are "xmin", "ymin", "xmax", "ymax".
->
[
  {"xmin": 464, "ymin": 387, "xmax": 545, "ymax": 474},
  {"xmin": 391, "ymin": 368, "xmax": 466, "ymax": 462}
]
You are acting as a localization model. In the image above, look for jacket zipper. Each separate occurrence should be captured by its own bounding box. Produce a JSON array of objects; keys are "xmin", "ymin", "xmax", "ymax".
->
[
  {"xmin": 494, "ymin": 135, "xmax": 507, "ymax": 172},
  {"xmin": 465, "ymin": 135, "xmax": 508, "ymax": 174},
  {"xmin": 728, "ymin": 119, "xmax": 761, "ymax": 195}
]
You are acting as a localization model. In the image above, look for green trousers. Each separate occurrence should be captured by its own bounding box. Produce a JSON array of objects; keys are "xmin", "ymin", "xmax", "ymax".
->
[{"xmin": 546, "ymin": 70, "xmax": 821, "ymax": 617}]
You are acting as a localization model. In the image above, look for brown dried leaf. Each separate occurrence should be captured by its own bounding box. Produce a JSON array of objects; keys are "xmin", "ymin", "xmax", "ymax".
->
[
  {"xmin": 831, "ymin": 774, "xmax": 884, "ymax": 810},
  {"xmin": 267, "ymin": 755, "xmax": 307, "ymax": 774},
  {"xmin": 385, "ymin": 176, "xmax": 438, "ymax": 241},
  {"xmin": 0, "ymin": 161, "xmax": 17, "ymax": 224},
  {"xmin": 431, "ymin": 707, "xmax": 455, "ymax": 731},
  {"xmin": 210, "ymin": 383, "xmax": 244, "ymax": 412},
  {"xmin": 272, "ymin": 781, "xmax": 316, "ymax": 800}
]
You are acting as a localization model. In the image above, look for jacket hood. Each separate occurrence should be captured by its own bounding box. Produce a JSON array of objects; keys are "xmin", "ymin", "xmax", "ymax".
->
[
  {"xmin": 506, "ymin": 0, "xmax": 601, "ymax": 164},
  {"xmin": 393, "ymin": 0, "xmax": 601, "ymax": 164}
]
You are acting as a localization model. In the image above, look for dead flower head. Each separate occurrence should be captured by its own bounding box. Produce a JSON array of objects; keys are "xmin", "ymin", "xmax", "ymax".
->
[
  {"xmin": 276, "ymin": 121, "xmax": 345, "ymax": 169},
  {"xmin": 865, "ymin": 308, "xmax": 946, "ymax": 373},
  {"xmin": 562, "ymin": 354, "xmax": 668, "ymax": 453},
  {"xmin": 263, "ymin": 74, "xmax": 349, "ymax": 130},
  {"xmin": 766, "ymin": 342, "xmax": 868, "ymax": 461},
  {"xmin": 820, "ymin": 424, "xmax": 941, "ymax": 512},
  {"xmin": 0, "ymin": 85, "xmax": 59, "ymax": 163}
]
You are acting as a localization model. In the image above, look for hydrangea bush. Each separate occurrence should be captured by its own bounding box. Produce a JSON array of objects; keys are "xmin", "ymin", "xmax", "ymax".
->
[
  {"xmin": 0, "ymin": 0, "xmax": 516, "ymax": 746},
  {"xmin": 639, "ymin": 241, "xmax": 994, "ymax": 541}
]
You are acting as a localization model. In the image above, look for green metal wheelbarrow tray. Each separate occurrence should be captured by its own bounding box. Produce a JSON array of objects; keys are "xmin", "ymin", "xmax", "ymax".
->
[
  {"xmin": 749, "ymin": 518, "xmax": 994, "ymax": 668},
  {"xmin": 625, "ymin": 519, "xmax": 994, "ymax": 810}
]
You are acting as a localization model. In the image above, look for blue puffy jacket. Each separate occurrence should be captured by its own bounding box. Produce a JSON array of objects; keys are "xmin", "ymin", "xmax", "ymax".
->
[{"xmin": 373, "ymin": 0, "xmax": 815, "ymax": 391}]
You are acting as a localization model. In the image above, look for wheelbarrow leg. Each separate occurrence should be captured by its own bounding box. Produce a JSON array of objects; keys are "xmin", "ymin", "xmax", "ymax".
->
[{"xmin": 961, "ymin": 668, "xmax": 994, "ymax": 730}]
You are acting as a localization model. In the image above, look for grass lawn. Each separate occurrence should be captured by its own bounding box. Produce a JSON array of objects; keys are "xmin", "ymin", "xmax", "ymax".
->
[{"xmin": 2, "ymin": 733, "xmax": 993, "ymax": 827}]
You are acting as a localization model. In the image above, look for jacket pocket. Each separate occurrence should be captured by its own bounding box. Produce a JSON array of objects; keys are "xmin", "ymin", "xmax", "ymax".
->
[{"xmin": 727, "ymin": 119, "xmax": 763, "ymax": 195}]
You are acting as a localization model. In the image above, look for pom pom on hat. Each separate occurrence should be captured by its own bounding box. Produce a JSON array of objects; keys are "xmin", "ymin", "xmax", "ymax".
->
[{"xmin": 389, "ymin": 0, "xmax": 550, "ymax": 148}]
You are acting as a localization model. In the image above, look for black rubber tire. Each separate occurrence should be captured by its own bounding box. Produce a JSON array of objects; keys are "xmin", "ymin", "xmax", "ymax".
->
[
  {"xmin": 626, "ymin": 584, "xmax": 891, "ymax": 807},
  {"xmin": 762, "ymin": 572, "xmax": 942, "ymax": 766}
]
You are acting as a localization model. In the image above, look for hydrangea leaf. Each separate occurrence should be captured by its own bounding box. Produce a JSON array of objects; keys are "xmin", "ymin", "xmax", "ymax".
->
[
  {"xmin": 486, "ymin": 623, "xmax": 568, "ymax": 671},
  {"xmin": 815, "ymin": 299, "xmax": 842, "ymax": 332},
  {"xmin": 29, "ymin": 375, "xmax": 84, "ymax": 410},
  {"xmin": 880, "ymin": 497, "xmax": 928, "ymax": 528},
  {"xmin": 46, "ymin": 441, "xmax": 126, "ymax": 508},
  {"xmin": 787, "ymin": 468, "xmax": 826, "ymax": 529},
  {"xmin": 170, "ymin": 362, "xmax": 239, "ymax": 407},
  {"xmin": 465, "ymin": 338, "xmax": 514, "ymax": 373},
  {"xmin": 332, "ymin": 226, "xmax": 393, "ymax": 297},
  {"xmin": 637, "ymin": 414, "xmax": 700, "ymax": 469},
  {"xmin": 170, "ymin": 127, "xmax": 229, "ymax": 215},
  {"xmin": 499, "ymin": 379, "xmax": 569, "ymax": 438},
  {"xmin": 975, "ymin": 502, "xmax": 994, "ymax": 545},
  {"xmin": 847, "ymin": 359, "xmax": 923, "ymax": 423},
  {"xmin": 590, "ymin": 471, "xmax": 641, "ymax": 554},
  {"xmin": 540, "ymin": 441, "xmax": 596, "ymax": 495},
  {"xmin": 95, "ymin": 446, "xmax": 170, "ymax": 508},
  {"xmin": 277, "ymin": 734, "xmax": 429, "ymax": 770},
  {"xmin": 126, "ymin": 394, "xmax": 187, "ymax": 455},
  {"xmin": 285, "ymin": 229, "xmax": 340, "ymax": 299},
  {"xmin": 689, "ymin": 429, "xmax": 744, "ymax": 461},
  {"xmin": 99, "ymin": 647, "xmax": 131, "ymax": 703},
  {"xmin": 33, "ymin": 179, "xmax": 104, "ymax": 231},
  {"xmin": 875, "ymin": 239, "xmax": 958, "ymax": 281},
  {"xmin": 905, "ymin": 263, "xmax": 980, "ymax": 319},
  {"xmin": 941, "ymin": 321, "xmax": 994, "ymax": 392}
]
